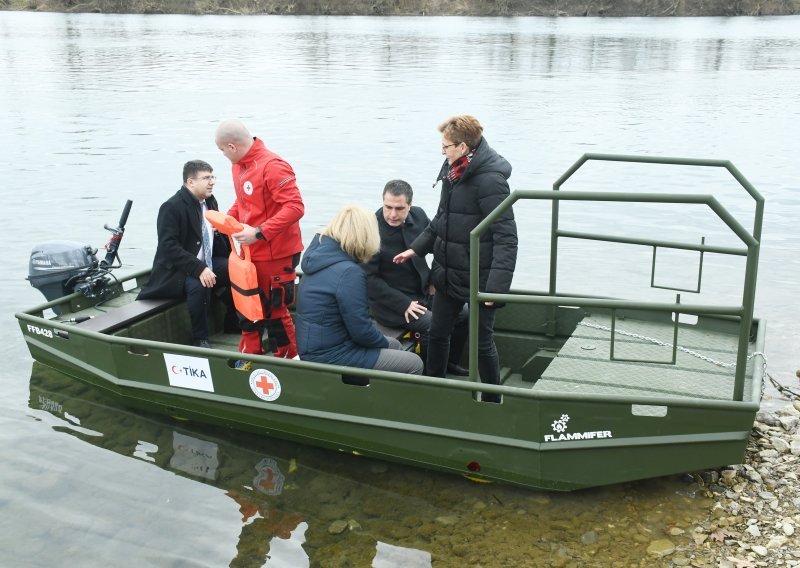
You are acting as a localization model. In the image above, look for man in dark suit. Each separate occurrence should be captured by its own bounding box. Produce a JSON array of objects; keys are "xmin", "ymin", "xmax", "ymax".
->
[
  {"xmin": 363, "ymin": 180, "xmax": 468, "ymax": 375},
  {"xmin": 138, "ymin": 160, "xmax": 232, "ymax": 348}
]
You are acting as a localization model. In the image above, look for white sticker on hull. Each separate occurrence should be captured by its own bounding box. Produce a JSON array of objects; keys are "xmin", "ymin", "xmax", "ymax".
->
[
  {"xmin": 249, "ymin": 368, "xmax": 281, "ymax": 402},
  {"xmin": 543, "ymin": 413, "xmax": 613, "ymax": 442},
  {"xmin": 164, "ymin": 353, "xmax": 214, "ymax": 392}
]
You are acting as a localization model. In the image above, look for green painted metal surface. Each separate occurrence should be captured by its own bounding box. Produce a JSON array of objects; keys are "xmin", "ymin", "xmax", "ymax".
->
[{"xmin": 16, "ymin": 154, "xmax": 766, "ymax": 491}]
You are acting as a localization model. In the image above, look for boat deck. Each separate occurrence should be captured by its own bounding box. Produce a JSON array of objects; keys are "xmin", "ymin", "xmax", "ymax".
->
[
  {"xmin": 65, "ymin": 291, "xmax": 754, "ymax": 403},
  {"xmin": 529, "ymin": 314, "xmax": 754, "ymax": 402}
]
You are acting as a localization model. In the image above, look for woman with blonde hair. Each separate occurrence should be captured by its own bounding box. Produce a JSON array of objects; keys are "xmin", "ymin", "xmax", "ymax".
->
[{"xmin": 295, "ymin": 206, "xmax": 424, "ymax": 374}]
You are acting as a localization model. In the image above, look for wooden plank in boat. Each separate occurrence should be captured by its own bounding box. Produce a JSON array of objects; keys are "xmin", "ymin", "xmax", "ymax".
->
[{"xmin": 78, "ymin": 298, "xmax": 180, "ymax": 334}]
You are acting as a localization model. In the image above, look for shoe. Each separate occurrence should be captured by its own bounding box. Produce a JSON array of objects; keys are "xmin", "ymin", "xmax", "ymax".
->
[
  {"xmin": 193, "ymin": 339, "xmax": 211, "ymax": 349},
  {"xmin": 446, "ymin": 362, "xmax": 469, "ymax": 376},
  {"xmin": 482, "ymin": 392, "xmax": 501, "ymax": 403},
  {"xmin": 234, "ymin": 360, "xmax": 252, "ymax": 371}
]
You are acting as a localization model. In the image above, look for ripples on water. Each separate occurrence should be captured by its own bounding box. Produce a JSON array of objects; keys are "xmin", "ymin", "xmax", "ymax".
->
[{"xmin": 1, "ymin": 12, "xmax": 798, "ymax": 566}]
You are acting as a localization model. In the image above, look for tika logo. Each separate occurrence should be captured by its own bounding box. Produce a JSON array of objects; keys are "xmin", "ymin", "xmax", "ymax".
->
[
  {"xmin": 243, "ymin": 180, "xmax": 254, "ymax": 195},
  {"xmin": 249, "ymin": 369, "xmax": 282, "ymax": 402},
  {"xmin": 543, "ymin": 413, "xmax": 613, "ymax": 443},
  {"xmin": 27, "ymin": 324, "xmax": 53, "ymax": 338},
  {"xmin": 163, "ymin": 353, "xmax": 214, "ymax": 393},
  {"xmin": 169, "ymin": 365, "xmax": 208, "ymax": 379}
]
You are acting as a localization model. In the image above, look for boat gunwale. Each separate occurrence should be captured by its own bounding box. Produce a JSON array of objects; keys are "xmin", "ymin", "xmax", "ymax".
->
[
  {"xmin": 22, "ymin": 332, "xmax": 758, "ymax": 454},
  {"xmin": 17, "ymin": 307, "xmax": 763, "ymax": 413}
]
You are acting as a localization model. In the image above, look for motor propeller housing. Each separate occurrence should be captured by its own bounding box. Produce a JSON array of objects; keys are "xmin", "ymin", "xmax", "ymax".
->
[{"xmin": 27, "ymin": 240, "xmax": 105, "ymax": 305}]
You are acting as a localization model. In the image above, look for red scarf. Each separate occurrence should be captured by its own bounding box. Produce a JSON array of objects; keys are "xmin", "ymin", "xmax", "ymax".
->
[{"xmin": 446, "ymin": 148, "xmax": 475, "ymax": 184}]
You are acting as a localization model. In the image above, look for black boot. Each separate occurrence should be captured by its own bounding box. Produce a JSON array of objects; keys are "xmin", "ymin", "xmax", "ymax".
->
[
  {"xmin": 446, "ymin": 362, "xmax": 469, "ymax": 376},
  {"xmin": 425, "ymin": 338, "xmax": 449, "ymax": 378},
  {"xmin": 478, "ymin": 355, "xmax": 501, "ymax": 403}
]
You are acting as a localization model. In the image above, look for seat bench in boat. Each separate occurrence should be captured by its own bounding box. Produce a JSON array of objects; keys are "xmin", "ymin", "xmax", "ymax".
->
[
  {"xmin": 78, "ymin": 297, "xmax": 180, "ymax": 334},
  {"xmin": 373, "ymin": 321, "xmax": 418, "ymax": 351}
]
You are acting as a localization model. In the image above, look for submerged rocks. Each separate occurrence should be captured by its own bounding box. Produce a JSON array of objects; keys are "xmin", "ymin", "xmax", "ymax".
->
[
  {"xmin": 304, "ymin": 401, "xmax": 798, "ymax": 566},
  {"xmin": 646, "ymin": 539, "xmax": 675, "ymax": 558}
]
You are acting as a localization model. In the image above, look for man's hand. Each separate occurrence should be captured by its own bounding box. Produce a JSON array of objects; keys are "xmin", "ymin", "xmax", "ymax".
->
[
  {"xmin": 232, "ymin": 224, "xmax": 259, "ymax": 245},
  {"xmin": 405, "ymin": 300, "xmax": 428, "ymax": 323},
  {"xmin": 393, "ymin": 248, "xmax": 416, "ymax": 264},
  {"xmin": 199, "ymin": 267, "xmax": 217, "ymax": 288}
]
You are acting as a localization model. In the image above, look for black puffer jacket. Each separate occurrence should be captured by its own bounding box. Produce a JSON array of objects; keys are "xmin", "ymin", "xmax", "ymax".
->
[{"xmin": 411, "ymin": 137, "xmax": 518, "ymax": 302}]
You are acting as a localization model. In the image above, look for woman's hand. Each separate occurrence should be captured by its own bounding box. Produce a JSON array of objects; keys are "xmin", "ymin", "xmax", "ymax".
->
[{"xmin": 393, "ymin": 248, "xmax": 417, "ymax": 264}]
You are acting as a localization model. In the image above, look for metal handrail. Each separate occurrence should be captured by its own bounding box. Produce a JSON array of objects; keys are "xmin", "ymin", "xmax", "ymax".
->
[
  {"xmin": 468, "ymin": 155, "xmax": 763, "ymax": 402},
  {"xmin": 552, "ymin": 153, "xmax": 764, "ymax": 243}
]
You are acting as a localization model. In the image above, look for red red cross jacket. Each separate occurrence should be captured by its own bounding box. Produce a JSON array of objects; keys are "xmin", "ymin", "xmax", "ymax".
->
[{"xmin": 226, "ymin": 138, "xmax": 305, "ymax": 261}]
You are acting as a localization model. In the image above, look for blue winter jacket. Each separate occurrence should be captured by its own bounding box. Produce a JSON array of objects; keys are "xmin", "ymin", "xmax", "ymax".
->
[{"xmin": 295, "ymin": 234, "xmax": 389, "ymax": 368}]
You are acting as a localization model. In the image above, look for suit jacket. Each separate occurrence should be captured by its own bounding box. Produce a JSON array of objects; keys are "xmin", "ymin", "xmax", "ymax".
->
[
  {"xmin": 138, "ymin": 186, "xmax": 228, "ymax": 300},
  {"xmin": 363, "ymin": 206, "xmax": 431, "ymax": 328}
]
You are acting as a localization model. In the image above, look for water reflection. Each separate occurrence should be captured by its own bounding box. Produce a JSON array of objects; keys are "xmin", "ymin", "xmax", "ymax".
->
[
  {"xmin": 29, "ymin": 364, "xmax": 436, "ymax": 567},
  {"xmin": 29, "ymin": 364, "xmax": 714, "ymax": 566}
]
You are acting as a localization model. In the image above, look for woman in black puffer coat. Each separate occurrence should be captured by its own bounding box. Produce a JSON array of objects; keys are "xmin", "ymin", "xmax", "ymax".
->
[{"xmin": 394, "ymin": 115, "xmax": 518, "ymax": 401}]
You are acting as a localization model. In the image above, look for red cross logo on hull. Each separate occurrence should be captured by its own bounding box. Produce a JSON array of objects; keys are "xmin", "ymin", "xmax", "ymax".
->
[
  {"xmin": 248, "ymin": 368, "xmax": 282, "ymax": 402},
  {"xmin": 255, "ymin": 375, "xmax": 275, "ymax": 397}
]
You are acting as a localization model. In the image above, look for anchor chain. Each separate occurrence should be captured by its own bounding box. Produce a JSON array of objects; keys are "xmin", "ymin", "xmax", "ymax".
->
[{"xmin": 768, "ymin": 372, "xmax": 800, "ymax": 401}]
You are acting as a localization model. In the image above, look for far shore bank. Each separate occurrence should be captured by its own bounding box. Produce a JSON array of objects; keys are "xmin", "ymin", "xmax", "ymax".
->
[{"xmin": 2, "ymin": 0, "xmax": 799, "ymax": 16}]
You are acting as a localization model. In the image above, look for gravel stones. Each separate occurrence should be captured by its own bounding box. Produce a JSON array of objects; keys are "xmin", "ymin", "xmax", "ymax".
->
[{"xmin": 683, "ymin": 401, "xmax": 800, "ymax": 567}]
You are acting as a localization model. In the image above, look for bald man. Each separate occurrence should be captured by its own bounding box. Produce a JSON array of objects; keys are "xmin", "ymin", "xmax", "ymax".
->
[{"xmin": 215, "ymin": 119, "xmax": 305, "ymax": 360}]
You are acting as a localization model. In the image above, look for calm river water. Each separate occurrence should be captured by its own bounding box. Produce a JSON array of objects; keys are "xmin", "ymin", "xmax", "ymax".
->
[{"xmin": 1, "ymin": 11, "xmax": 798, "ymax": 567}]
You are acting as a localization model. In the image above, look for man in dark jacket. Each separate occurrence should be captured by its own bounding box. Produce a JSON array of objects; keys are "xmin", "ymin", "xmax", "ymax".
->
[
  {"xmin": 363, "ymin": 180, "xmax": 468, "ymax": 375},
  {"xmin": 394, "ymin": 116, "xmax": 518, "ymax": 401},
  {"xmin": 138, "ymin": 160, "xmax": 232, "ymax": 348}
]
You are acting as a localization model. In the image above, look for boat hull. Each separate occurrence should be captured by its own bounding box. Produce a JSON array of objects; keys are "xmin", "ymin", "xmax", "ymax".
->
[{"xmin": 19, "ymin": 303, "xmax": 760, "ymax": 491}]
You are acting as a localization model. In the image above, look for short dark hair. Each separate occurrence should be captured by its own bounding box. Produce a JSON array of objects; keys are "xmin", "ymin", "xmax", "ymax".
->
[
  {"xmin": 382, "ymin": 179, "xmax": 413, "ymax": 205},
  {"xmin": 183, "ymin": 160, "xmax": 213, "ymax": 183}
]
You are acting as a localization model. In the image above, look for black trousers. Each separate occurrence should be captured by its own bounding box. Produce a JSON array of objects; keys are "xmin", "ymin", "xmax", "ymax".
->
[
  {"xmin": 184, "ymin": 256, "xmax": 230, "ymax": 341},
  {"xmin": 427, "ymin": 290, "xmax": 500, "ymax": 386}
]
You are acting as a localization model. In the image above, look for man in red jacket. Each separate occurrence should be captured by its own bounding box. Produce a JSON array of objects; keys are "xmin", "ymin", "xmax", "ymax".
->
[{"xmin": 215, "ymin": 119, "xmax": 305, "ymax": 359}]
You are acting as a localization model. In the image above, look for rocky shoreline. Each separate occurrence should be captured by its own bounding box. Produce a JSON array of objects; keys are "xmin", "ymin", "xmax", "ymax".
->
[{"xmin": 670, "ymin": 401, "xmax": 800, "ymax": 567}]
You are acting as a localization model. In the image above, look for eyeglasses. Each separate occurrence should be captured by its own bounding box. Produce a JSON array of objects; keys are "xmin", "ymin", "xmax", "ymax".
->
[
  {"xmin": 441, "ymin": 143, "xmax": 459, "ymax": 150},
  {"xmin": 194, "ymin": 175, "xmax": 216, "ymax": 182}
]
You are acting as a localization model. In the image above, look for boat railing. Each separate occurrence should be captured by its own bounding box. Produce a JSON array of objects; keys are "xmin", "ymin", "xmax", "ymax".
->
[{"xmin": 468, "ymin": 154, "xmax": 764, "ymax": 402}]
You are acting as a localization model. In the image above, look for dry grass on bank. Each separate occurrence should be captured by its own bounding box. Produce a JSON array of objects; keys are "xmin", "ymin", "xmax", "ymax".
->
[{"xmin": 2, "ymin": 0, "xmax": 799, "ymax": 16}]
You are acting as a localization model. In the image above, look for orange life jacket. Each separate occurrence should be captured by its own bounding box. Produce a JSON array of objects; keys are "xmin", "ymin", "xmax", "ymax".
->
[{"xmin": 205, "ymin": 210, "xmax": 265, "ymax": 322}]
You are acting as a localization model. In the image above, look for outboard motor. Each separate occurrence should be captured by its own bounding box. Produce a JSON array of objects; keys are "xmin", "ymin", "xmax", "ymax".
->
[
  {"xmin": 27, "ymin": 241, "xmax": 105, "ymax": 304},
  {"xmin": 26, "ymin": 200, "xmax": 133, "ymax": 310}
]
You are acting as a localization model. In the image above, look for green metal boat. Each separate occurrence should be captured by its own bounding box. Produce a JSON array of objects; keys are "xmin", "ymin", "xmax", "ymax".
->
[{"xmin": 16, "ymin": 154, "xmax": 766, "ymax": 491}]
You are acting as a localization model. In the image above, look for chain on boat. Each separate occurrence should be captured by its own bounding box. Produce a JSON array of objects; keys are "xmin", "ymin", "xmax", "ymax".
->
[{"xmin": 575, "ymin": 321, "xmax": 799, "ymax": 401}]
